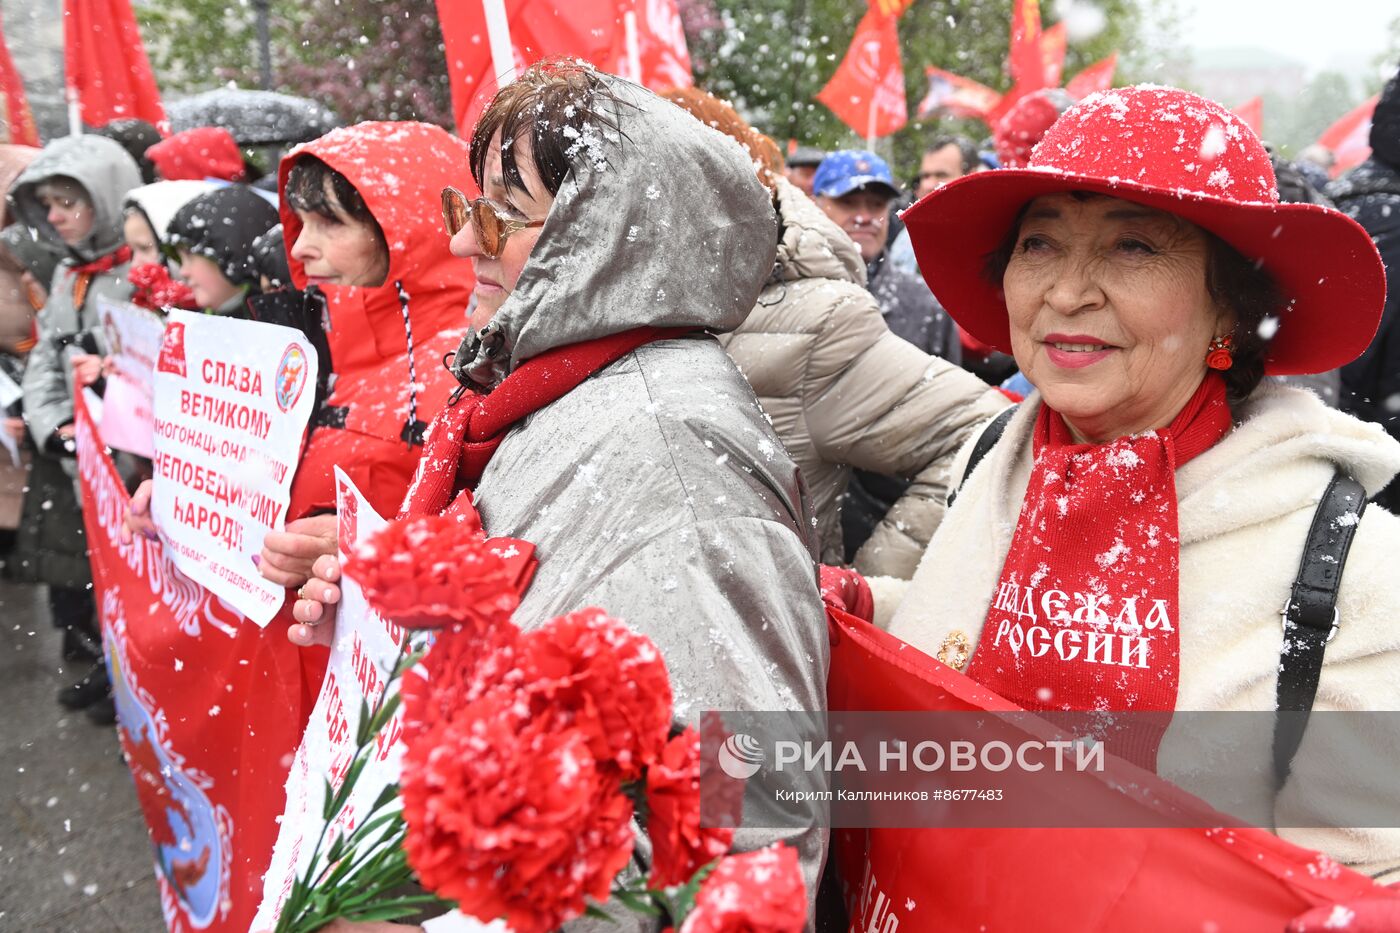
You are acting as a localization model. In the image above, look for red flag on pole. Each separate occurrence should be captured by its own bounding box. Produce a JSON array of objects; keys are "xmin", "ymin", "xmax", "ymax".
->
[
  {"xmin": 1232, "ymin": 96, "xmax": 1264, "ymax": 137},
  {"xmin": 0, "ymin": 8, "xmax": 39, "ymax": 146},
  {"xmin": 1007, "ymin": 0, "xmax": 1044, "ymax": 87},
  {"xmin": 435, "ymin": 0, "xmax": 693, "ymax": 139},
  {"xmin": 816, "ymin": 1, "xmax": 910, "ymax": 141},
  {"xmin": 1065, "ymin": 51, "xmax": 1118, "ymax": 100},
  {"xmin": 918, "ymin": 66, "xmax": 1002, "ymax": 121},
  {"xmin": 62, "ymin": 0, "xmax": 166, "ymax": 130},
  {"xmin": 1317, "ymin": 93, "xmax": 1379, "ymax": 178}
]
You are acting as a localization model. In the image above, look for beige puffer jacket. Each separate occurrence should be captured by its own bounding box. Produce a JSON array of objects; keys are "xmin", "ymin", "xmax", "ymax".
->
[{"xmin": 718, "ymin": 178, "xmax": 1011, "ymax": 574}]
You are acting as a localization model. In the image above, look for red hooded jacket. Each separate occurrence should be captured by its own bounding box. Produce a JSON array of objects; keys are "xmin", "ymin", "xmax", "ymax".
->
[
  {"xmin": 148, "ymin": 126, "xmax": 247, "ymax": 182},
  {"xmin": 278, "ymin": 122, "xmax": 475, "ymax": 519}
]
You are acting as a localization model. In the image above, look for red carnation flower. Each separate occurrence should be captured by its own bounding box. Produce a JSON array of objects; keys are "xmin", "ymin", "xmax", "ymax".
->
[
  {"xmin": 345, "ymin": 513, "xmax": 518, "ymax": 631},
  {"xmin": 646, "ymin": 728, "xmax": 734, "ymax": 889},
  {"xmin": 679, "ymin": 844, "xmax": 807, "ymax": 933},
  {"xmin": 522, "ymin": 608, "xmax": 673, "ymax": 780},
  {"xmin": 128, "ymin": 262, "xmax": 196, "ymax": 311},
  {"xmin": 401, "ymin": 681, "xmax": 635, "ymax": 933}
]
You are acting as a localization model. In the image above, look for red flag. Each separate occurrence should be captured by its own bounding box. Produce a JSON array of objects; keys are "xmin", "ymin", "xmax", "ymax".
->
[
  {"xmin": 816, "ymin": 3, "xmax": 909, "ymax": 139},
  {"xmin": 0, "ymin": 8, "xmax": 39, "ymax": 145},
  {"xmin": 1038, "ymin": 22, "xmax": 1067, "ymax": 88},
  {"xmin": 1065, "ymin": 51, "xmax": 1118, "ymax": 100},
  {"xmin": 1007, "ymin": 0, "xmax": 1044, "ymax": 88},
  {"xmin": 1318, "ymin": 93, "xmax": 1379, "ymax": 178},
  {"xmin": 63, "ymin": 0, "xmax": 165, "ymax": 129},
  {"xmin": 435, "ymin": 0, "xmax": 693, "ymax": 138},
  {"xmin": 918, "ymin": 66, "xmax": 1002, "ymax": 121},
  {"xmin": 1232, "ymin": 96, "xmax": 1264, "ymax": 136},
  {"xmin": 827, "ymin": 606, "xmax": 1391, "ymax": 932}
]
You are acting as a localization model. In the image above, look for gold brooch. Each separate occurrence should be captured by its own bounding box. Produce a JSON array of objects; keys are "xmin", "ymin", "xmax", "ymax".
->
[{"xmin": 936, "ymin": 631, "xmax": 972, "ymax": 671}]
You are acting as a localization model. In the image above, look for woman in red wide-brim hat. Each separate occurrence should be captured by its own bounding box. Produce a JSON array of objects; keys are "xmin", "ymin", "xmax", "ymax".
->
[{"xmin": 863, "ymin": 85, "xmax": 1400, "ymax": 928}]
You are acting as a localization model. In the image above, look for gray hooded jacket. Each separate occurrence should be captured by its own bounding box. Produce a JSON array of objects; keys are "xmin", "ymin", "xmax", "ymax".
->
[
  {"xmin": 10, "ymin": 135, "xmax": 141, "ymax": 442},
  {"xmin": 447, "ymin": 76, "xmax": 830, "ymax": 925}
]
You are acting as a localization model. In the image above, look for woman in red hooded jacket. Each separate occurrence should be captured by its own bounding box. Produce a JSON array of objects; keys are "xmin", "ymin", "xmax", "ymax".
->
[{"xmin": 117, "ymin": 122, "xmax": 474, "ymax": 933}]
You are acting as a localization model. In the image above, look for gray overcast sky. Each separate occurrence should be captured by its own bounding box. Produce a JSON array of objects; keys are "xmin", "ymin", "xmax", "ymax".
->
[{"xmin": 1180, "ymin": 0, "xmax": 1397, "ymax": 82}]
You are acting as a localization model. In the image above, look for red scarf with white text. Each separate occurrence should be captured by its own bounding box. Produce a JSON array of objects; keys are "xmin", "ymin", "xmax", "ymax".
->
[{"xmin": 965, "ymin": 375, "xmax": 1232, "ymax": 765}]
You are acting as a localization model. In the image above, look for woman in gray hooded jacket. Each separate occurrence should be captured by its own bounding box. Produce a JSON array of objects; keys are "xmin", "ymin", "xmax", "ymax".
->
[
  {"xmin": 7, "ymin": 134, "xmax": 142, "ymax": 718},
  {"xmin": 292, "ymin": 62, "xmax": 830, "ymax": 929}
]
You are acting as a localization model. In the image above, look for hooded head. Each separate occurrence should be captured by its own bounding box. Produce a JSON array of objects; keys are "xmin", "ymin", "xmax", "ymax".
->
[
  {"xmin": 279, "ymin": 122, "xmax": 477, "ymax": 377},
  {"xmin": 9, "ymin": 135, "xmax": 142, "ymax": 263},
  {"xmin": 166, "ymin": 184, "xmax": 280, "ymax": 288},
  {"xmin": 123, "ymin": 180, "xmax": 222, "ymax": 265},
  {"xmin": 0, "ymin": 145, "xmax": 38, "ymax": 223},
  {"xmin": 452, "ymin": 61, "xmax": 778, "ymax": 387},
  {"xmin": 148, "ymin": 127, "xmax": 247, "ymax": 182},
  {"xmin": 92, "ymin": 119, "xmax": 163, "ymax": 185},
  {"xmin": 1370, "ymin": 66, "xmax": 1400, "ymax": 169}
]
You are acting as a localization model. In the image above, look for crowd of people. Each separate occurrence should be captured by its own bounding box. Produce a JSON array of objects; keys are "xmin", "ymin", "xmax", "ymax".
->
[{"xmin": 2, "ymin": 54, "xmax": 1399, "ymax": 930}]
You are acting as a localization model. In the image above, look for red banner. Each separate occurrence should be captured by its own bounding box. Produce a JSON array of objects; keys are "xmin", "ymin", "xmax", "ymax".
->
[
  {"xmin": 1065, "ymin": 51, "xmax": 1118, "ymax": 100},
  {"xmin": 75, "ymin": 391, "xmax": 324, "ymax": 932},
  {"xmin": 917, "ymin": 66, "xmax": 1002, "ymax": 121},
  {"xmin": 1318, "ymin": 93, "xmax": 1379, "ymax": 178},
  {"xmin": 816, "ymin": 3, "xmax": 908, "ymax": 139},
  {"xmin": 62, "ymin": 0, "xmax": 166, "ymax": 129},
  {"xmin": 435, "ymin": 0, "xmax": 693, "ymax": 139},
  {"xmin": 826, "ymin": 606, "xmax": 1388, "ymax": 931},
  {"xmin": 0, "ymin": 7, "xmax": 38, "ymax": 145}
]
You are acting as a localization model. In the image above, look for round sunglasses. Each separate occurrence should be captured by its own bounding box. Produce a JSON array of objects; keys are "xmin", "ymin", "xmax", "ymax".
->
[{"xmin": 440, "ymin": 186, "xmax": 544, "ymax": 259}]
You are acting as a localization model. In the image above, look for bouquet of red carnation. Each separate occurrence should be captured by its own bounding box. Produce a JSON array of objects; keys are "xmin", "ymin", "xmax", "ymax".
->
[
  {"xmin": 283, "ymin": 510, "xmax": 809, "ymax": 933},
  {"xmin": 343, "ymin": 512, "xmax": 520, "ymax": 632},
  {"xmin": 129, "ymin": 262, "xmax": 197, "ymax": 311}
]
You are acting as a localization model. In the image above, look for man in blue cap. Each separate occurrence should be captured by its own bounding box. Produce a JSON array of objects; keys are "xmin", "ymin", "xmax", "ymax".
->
[{"xmin": 812, "ymin": 150, "xmax": 958, "ymax": 363}]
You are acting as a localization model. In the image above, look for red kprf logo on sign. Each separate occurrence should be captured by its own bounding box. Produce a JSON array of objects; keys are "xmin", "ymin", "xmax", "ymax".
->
[{"xmin": 157, "ymin": 321, "xmax": 187, "ymax": 377}]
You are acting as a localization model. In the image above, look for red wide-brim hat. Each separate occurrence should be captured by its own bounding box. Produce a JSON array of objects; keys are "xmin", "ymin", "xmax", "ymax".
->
[{"xmin": 903, "ymin": 85, "xmax": 1386, "ymax": 376}]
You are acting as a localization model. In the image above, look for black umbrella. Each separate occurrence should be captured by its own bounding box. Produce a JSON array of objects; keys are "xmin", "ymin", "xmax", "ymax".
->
[{"xmin": 165, "ymin": 89, "xmax": 342, "ymax": 146}]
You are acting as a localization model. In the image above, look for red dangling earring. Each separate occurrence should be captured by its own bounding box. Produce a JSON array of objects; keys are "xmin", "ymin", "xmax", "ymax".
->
[{"xmin": 1206, "ymin": 334, "xmax": 1235, "ymax": 370}]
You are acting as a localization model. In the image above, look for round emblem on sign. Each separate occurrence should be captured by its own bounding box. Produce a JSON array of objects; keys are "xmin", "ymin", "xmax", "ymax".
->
[{"xmin": 275, "ymin": 343, "xmax": 309, "ymax": 413}]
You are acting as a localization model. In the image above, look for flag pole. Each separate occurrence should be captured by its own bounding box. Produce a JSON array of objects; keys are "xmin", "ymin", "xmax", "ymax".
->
[
  {"xmin": 66, "ymin": 87, "xmax": 82, "ymax": 136},
  {"xmin": 482, "ymin": 0, "xmax": 516, "ymax": 86},
  {"xmin": 865, "ymin": 98, "xmax": 876, "ymax": 151},
  {"xmin": 623, "ymin": 8, "xmax": 642, "ymax": 82}
]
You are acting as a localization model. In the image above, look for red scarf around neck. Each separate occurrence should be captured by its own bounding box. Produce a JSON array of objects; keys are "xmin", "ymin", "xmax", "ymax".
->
[
  {"xmin": 68, "ymin": 245, "xmax": 133, "ymax": 309},
  {"xmin": 965, "ymin": 374, "xmax": 1232, "ymax": 765},
  {"xmin": 400, "ymin": 326, "xmax": 689, "ymax": 519}
]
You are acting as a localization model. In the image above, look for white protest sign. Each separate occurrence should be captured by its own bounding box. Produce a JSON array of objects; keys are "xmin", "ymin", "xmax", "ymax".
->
[
  {"xmin": 150, "ymin": 309, "xmax": 316, "ymax": 626},
  {"xmin": 96, "ymin": 298, "xmax": 165, "ymax": 458},
  {"xmin": 253, "ymin": 469, "xmax": 414, "ymax": 930},
  {"xmin": 0, "ymin": 366, "xmax": 21, "ymax": 467}
]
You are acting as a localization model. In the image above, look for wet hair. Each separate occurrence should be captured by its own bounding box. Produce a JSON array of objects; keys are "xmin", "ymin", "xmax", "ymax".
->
[
  {"xmin": 983, "ymin": 191, "xmax": 1280, "ymax": 405},
  {"xmin": 285, "ymin": 154, "xmax": 386, "ymax": 255},
  {"xmin": 286, "ymin": 156, "xmax": 376, "ymax": 227},
  {"xmin": 659, "ymin": 86, "xmax": 783, "ymax": 189},
  {"xmin": 469, "ymin": 59, "xmax": 628, "ymax": 198},
  {"xmin": 925, "ymin": 134, "xmax": 979, "ymax": 175}
]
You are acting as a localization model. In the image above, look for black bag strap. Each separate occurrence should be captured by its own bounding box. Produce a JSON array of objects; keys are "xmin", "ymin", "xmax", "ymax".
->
[
  {"xmin": 1272, "ymin": 469, "xmax": 1368, "ymax": 788},
  {"xmin": 947, "ymin": 406, "xmax": 1017, "ymax": 509}
]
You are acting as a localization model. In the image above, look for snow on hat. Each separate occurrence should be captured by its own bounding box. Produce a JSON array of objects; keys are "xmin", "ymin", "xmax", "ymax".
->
[
  {"xmin": 903, "ymin": 84, "xmax": 1386, "ymax": 377},
  {"xmin": 812, "ymin": 150, "xmax": 901, "ymax": 200}
]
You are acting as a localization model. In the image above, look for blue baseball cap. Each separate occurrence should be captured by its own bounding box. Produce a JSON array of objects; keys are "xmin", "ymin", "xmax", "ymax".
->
[{"xmin": 811, "ymin": 150, "xmax": 901, "ymax": 200}]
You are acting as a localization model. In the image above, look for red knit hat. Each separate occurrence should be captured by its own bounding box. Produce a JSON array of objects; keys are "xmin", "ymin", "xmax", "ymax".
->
[
  {"xmin": 147, "ymin": 127, "xmax": 246, "ymax": 182},
  {"xmin": 904, "ymin": 85, "xmax": 1386, "ymax": 376}
]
